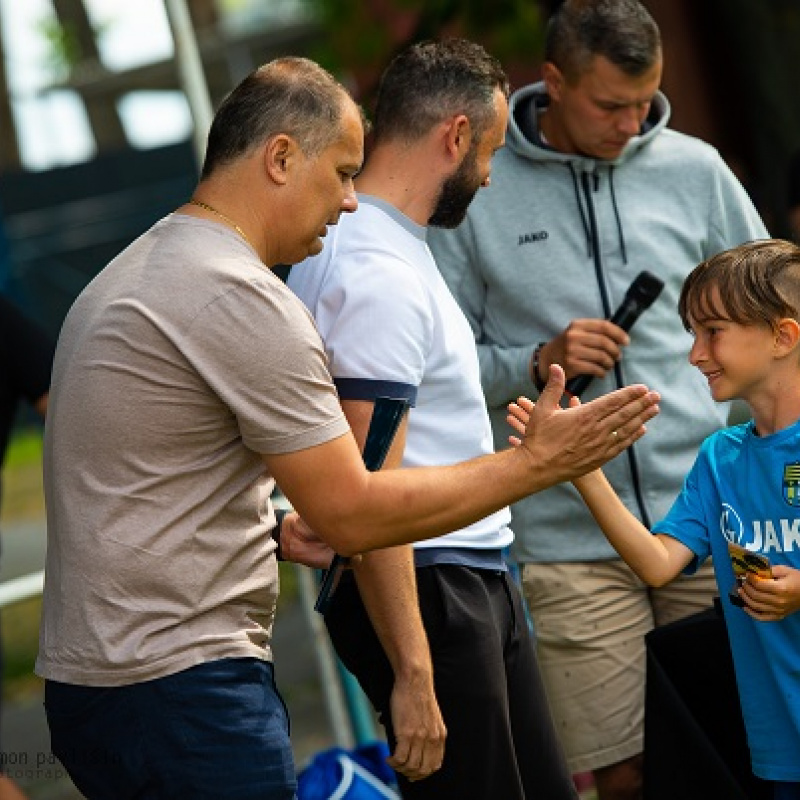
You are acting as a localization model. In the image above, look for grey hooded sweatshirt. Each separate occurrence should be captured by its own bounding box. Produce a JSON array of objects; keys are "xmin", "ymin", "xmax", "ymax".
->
[{"xmin": 428, "ymin": 82, "xmax": 768, "ymax": 563}]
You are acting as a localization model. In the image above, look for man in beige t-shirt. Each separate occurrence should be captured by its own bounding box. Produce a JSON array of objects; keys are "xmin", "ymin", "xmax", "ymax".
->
[{"xmin": 38, "ymin": 56, "xmax": 659, "ymax": 800}]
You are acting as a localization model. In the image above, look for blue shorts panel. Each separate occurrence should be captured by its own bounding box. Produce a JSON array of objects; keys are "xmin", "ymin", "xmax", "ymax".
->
[{"xmin": 45, "ymin": 658, "xmax": 296, "ymax": 800}]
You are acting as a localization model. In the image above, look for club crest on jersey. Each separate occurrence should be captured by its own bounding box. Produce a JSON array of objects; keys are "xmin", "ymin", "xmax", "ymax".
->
[{"xmin": 783, "ymin": 462, "xmax": 800, "ymax": 507}]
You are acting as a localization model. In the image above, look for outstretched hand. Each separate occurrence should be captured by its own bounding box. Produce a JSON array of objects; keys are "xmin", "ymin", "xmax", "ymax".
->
[
  {"xmin": 509, "ymin": 363, "xmax": 659, "ymax": 487},
  {"xmin": 508, "ymin": 389, "xmax": 604, "ymax": 492}
]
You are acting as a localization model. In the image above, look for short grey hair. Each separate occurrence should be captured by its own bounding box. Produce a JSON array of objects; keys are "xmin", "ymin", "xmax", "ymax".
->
[{"xmin": 201, "ymin": 57, "xmax": 355, "ymax": 178}]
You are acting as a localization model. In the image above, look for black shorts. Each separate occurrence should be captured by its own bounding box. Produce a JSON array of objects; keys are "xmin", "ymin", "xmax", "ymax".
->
[{"xmin": 325, "ymin": 564, "xmax": 577, "ymax": 800}]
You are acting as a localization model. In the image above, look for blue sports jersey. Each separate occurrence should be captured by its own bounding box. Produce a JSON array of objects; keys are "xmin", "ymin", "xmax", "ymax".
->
[{"xmin": 654, "ymin": 418, "xmax": 800, "ymax": 781}]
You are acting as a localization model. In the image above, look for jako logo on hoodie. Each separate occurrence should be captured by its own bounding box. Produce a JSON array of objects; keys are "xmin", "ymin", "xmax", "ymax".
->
[{"xmin": 518, "ymin": 231, "xmax": 548, "ymax": 246}]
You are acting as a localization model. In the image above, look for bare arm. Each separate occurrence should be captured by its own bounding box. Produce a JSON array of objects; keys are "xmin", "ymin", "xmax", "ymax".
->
[
  {"xmin": 506, "ymin": 393, "xmax": 691, "ymax": 585},
  {"xmin": 572, "ymin": 468, "xmax": 694, "ymax": 586},
  {"xmin": 265, "ymin": 366, "xmax": 659, "ymax": 557},
  {"xmin": 342, "ymin": 399, "xmax": 444, "ymax": 781}
]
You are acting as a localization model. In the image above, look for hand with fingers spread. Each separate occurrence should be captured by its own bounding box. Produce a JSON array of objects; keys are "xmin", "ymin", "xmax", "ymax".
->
[
  {"xmin": 513, "ymin": 363, "xmax": 660, "ymax": 489},
  {"xmin": 738, "ymin": 566, "xmax": 800, "ymax": 622}
]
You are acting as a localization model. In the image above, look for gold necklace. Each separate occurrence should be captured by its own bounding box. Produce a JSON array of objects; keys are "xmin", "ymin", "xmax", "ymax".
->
[{"xmin": 188, "ymin": 198, "xmax": 256, "ymax": 251}]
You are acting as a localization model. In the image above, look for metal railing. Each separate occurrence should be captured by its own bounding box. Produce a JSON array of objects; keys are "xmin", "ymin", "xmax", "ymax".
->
[{"xmin": 0, "ymin": 570, "xmax": 44, "ymax": 609}]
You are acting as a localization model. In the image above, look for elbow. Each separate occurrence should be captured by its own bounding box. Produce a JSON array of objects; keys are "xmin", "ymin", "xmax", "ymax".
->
[
  {"xmin": 322, "ymin": 519, "xmax": 404, "ymax": 557},
  {"xmin": 641, "ymin": 567, "xmax": 673, "ymax": 589},
  {"xmin": 289, "ymin": 492, "xmax": 385, "ymax": 556},
  {"xmin": 311, "ymin": 517, "xmax": 368, "ymax": 558},
  {"xmin": 329, "ymin": 537, "xmax": 363, "ymax": 558}
]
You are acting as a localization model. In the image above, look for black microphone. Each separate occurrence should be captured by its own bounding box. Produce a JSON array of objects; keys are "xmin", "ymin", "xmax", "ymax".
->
[{"xmin": 564, "ymin": 270, "xmax": 665, "ymax": 397}]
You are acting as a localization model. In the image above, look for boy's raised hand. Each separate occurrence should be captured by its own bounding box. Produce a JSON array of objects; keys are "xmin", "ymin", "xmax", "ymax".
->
[{"xmin": 507, "ymin": 396, "xmax": 535, "ymax": 447}]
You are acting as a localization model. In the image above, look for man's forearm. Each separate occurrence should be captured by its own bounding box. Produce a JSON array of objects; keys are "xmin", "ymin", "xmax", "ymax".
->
[
  {"xmin": 352, "ymin": 548, "xmax": 432, "ymax": 675},
  {"xmin": 353, "ymin": 549, "xmax": 431, "ymax": 675},
  {"xmin": 353, "ymin": 547, "xmax": 445, "ymax": 780},
  {"xmin": 268, "ymin": 378, "xmax": 659, "ymax": 556}
]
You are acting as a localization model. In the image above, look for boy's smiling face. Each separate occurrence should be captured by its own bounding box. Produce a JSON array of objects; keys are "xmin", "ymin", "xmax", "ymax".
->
[{"xmin": 688, "ymin": 286, "xmax": 778, "ymax": 404}]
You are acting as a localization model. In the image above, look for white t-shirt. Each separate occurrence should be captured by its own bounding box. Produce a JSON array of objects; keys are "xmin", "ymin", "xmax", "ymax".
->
[{"xmin": 289, "ymin": 195, "xmax": 512, "ymax": 551}]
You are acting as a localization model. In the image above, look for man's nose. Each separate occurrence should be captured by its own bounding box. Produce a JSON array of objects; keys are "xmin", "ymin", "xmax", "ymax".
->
[
  {"xmin": 616, "ymin": 106, "xmax": 642, "ymax": 138},
  {"xmin": 341, "ymin": 183, "xmax": 358, "ymax": 214}
]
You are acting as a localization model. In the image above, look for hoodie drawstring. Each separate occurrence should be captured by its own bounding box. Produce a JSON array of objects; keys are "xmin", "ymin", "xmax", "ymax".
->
[
  {"xmin": 568, "ymin": 163, "xmax": 593, "ymax": 259},
  {"xmin": 574, "ymin": 163, "xmax": 650, "ymax": 528},
  {"xmin": 609, "ymin": 166, "xmax": 629, "ymax": 265},
  {"xmin": 568, "ymin": 164, "xmax": 628, "ymax": 265}
]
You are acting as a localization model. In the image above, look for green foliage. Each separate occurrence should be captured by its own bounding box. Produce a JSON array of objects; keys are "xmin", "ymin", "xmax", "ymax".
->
[
  {"xmin": 311, "ymin": 0, "xmax": 392, "ymax": 76},
  {"xmin": 36, "ymin": 13, "xmax": 110, "ymax": 78},
  {"xmin": 4, "ymin": 428, "xmax": 44, "ymax": 470},
  {"xmin": 2, "ymin": 428, "xmax": 45, "ymax": 524},
  {"xmin": 1, "ymin": 599, "xmax": 43, "ymax": 700},
  {"xmin": 485, "ymin": 2, "xmax": 544, "ymax": 57},
  {"xmin": 278, "ymin": 561, "xmax": 299, "ymax": 604},
  {"xmin": 310, "ymin": 0, "xmax": 545, "ymax": 96},
  {"xmin": 37, "ymin": 19, "xmax": 84, "ymax": 78}
]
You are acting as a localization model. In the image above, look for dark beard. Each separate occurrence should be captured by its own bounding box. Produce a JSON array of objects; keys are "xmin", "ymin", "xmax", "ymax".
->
[{"xmin": 428, "ymin": 151, "xmax": 480, "ymax": 229}]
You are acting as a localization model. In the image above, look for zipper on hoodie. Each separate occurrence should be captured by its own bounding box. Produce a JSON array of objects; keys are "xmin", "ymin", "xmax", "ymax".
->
[{"xmin": 580, "ymin": 168, "xmax": 652, "ymax": 529}]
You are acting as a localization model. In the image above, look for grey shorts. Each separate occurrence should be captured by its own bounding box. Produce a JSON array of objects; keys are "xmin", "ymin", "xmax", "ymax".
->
[{"xmin": 521, "ymin": 558, "xmax": 717, "ymax": 773}]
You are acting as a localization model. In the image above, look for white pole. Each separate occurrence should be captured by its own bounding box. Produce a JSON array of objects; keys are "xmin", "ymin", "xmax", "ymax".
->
[
  {"xmin": 0, "ymin": 570, "xmax": 44, "ymax": 609},
  {"xmin": 162, "ymin": 0, "xmax": 214, "ymax": 168},
  {"xmin": 273, "ymin": 494, "xmax": 355, "ymax": 749},
  {"xmin": 295, "ymin": 564, "xmax": 356, "ymax": 749}
]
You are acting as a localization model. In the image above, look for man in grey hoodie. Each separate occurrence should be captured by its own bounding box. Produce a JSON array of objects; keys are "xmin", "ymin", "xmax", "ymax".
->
[{"xmin": 427, "ymin": 2, "xmax": 768, "ymax": 799}]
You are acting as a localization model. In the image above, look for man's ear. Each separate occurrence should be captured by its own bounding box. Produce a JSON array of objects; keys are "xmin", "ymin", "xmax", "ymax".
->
[
  {"xmin": 263, "ymin": 134, "xmax": 297, "ymax": 185},
  {"xmin": 541, "ymin": 61, "xmax": 565, "ymax": 102},
  {"xmin": 443, "ymin": 114, "xmax": 472, "ymax": 162},
  {"xmin": 774, "ymin": 317, "xmax": 800, "ymax": 358}
]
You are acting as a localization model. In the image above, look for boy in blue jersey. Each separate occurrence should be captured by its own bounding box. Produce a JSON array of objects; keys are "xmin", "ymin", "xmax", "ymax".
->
[{"xmin": 512, "ymin": 238, "xmax": 800, "ymax": 796}]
